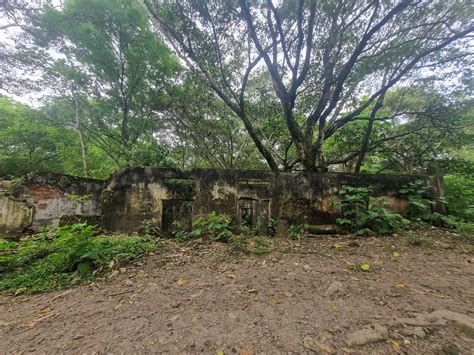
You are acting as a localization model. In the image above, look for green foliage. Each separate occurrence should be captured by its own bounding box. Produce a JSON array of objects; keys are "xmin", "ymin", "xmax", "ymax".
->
[
  {"xmin": 139, "ymin": 220, "xmax": 162, "ymax": 238},
  {"xmin": 0, "ymin": 223, "xmax": 157, "ymax": 294},
  {"xmin": 172, "ymin": 212, "xmax": 233, "ymax": 242},
  {"xmin": 444, "ymin": 174, "xmax": 474, "ymax": 221},
  {"xmin": 398, "ymin": 180, "xmax": 456, "ymax": 228},
  {"xmin": 288, "ymin": 223, "xmax": 307, "ymax": 240},
  {"xmin": 355, "ymin": 262, "xmax": 378, "ymax": 273},
  {"xmin": 336, "ymin": 186, "xmax": 408, "ymax": 235},
  {"xmin": 0, "ymin": 241, "xmax": 17, "ymax": 251},
  {"xmin": 455, "ymin": 222, "xmax": 474, "ymax": 236},
  {"xmin": 67, "ymin": 194, "xmax": 92, "ymax": 204},
  {"xmin": 240, "ymin": 218, "xmax": 263, "ymax": 237},
  {"xmin": 399, "ymin": 180, "xmax": 433, "ymax": 220},
  {"xmin": 267, "ymin": 218, "xmax": 277, "ymax": 237}
]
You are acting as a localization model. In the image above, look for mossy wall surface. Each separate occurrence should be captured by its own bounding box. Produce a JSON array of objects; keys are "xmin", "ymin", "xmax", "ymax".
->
[{"xmin": 102, "ymin": 168, "xmax": 433, "ymax": 234}]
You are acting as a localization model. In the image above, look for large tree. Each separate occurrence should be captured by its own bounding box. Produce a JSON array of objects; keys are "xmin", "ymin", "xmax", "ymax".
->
[
  {"xmin": 26, "ymin": 0, "xmax": 180, "ymax": 166},
  {"xmin": 145, "ymin": 0, "xmax": 473, "ymax": 172}
]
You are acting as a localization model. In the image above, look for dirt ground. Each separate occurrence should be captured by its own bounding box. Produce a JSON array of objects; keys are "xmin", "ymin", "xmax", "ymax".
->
[{"xmin": 1, "ymin": 229, "xmax": 473, "ymax": 354}]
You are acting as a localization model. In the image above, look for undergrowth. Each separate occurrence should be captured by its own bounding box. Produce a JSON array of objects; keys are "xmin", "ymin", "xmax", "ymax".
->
[
  {"xmin": 170, "ymin": 211, "xmax": 275, "ymax": 254},
  {"xmin": 0, "ymin": 223, "xmax": 158, "ymax": 294},
  {"xmin": 171, "ymin": 212, "xmax": 233, "ymax": 242},
  {"xmin": 335, "ymin": 186, "xmax": 409, "ymax": 236}
]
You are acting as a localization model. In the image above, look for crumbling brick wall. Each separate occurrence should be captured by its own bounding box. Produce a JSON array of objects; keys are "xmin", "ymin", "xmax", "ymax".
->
[{"xmin": 0, "ymin": 172, "xmax": 103, "ymax": 239}]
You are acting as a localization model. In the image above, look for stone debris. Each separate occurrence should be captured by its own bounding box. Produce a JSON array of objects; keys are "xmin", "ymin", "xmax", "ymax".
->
[
  {"xmin": 396, "ymin": 309, "xmax": 474, "ymax": 332},
  {"xmin": 412, "ymin": 327, "xmax": 426, "ymax": 339},
  {"xmin": 344, "ymin": 324, "xmax": 388, "ymax": 346},
  {"xmin": 324, "ymin": 281, "xmax": 345, "ymax": 299}
]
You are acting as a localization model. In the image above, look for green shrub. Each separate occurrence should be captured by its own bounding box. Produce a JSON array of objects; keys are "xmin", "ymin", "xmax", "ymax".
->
[
  {"xmin": 172, "ymin": 212, "xmax": 233, "ymax": 242},
  {"xmin": 399, "ymin": 180, "xmax": 456, "ymax": 228},
  {"xmin": 336, "ymin": 186, "xmax": 408, "ymax": 235},
  {"xmin": 288, "ymin": 223, "xmax": 307, "ymax": 240},
  {"xmin": 267, "ymin": 218, "xmax": 277, "ymax": 237},
  {"xmin": 444, "ymin": 174, "xmax": 474, "ymax": 221},
  {"xmin": 399, "ymin": 180, "xmax": 435, "ymax": 221},
  {"xmin": 454, "ymin": 221, "xmax": 474, "ymax": 236},
  {"xmin": 240, "ymin": 217, "xmax": 266, "ymax": 237},
  {"xmin": 0, "ymin": 223, "xmax": 157, "ymax": 294}
]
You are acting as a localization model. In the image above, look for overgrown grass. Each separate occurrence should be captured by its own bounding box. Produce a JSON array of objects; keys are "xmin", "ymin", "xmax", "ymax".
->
[{"xmin": 0, "ymin": 223, "xmax": 158, "ymax": 294}]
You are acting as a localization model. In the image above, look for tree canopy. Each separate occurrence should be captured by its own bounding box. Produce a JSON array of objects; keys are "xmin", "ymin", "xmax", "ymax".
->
[{"xmin": 0, "ymin": 0, "xmax": 472, "ymax": 179}]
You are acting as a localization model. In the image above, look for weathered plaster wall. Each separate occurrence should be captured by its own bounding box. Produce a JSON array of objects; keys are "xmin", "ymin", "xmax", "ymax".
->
[
  {"xmin": 102, "ymin": 167, "xmax": 434, "ymax": 234},
  {"xmin": 1, "ymin": 168, "xmax": 442, "ymax": 238},
  {"xmin": 0, "ymin": 173, "xmax": 103, "ymax": 239},
  {"xmin": 0, "ymin": 195, "xmax": 34, "ymax": 238}
]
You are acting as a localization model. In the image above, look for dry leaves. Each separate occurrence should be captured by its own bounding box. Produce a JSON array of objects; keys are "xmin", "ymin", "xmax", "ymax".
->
[
  {"xmin": 177, "ymin": 278, "xmax": 189, "ymax": 286},
  {"xmin": 234, "ymin": 345, "xmax": 253, "ymax": 355}
]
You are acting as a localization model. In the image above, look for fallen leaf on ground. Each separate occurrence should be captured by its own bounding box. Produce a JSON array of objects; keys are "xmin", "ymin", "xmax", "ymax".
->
[
  {"xmin": 393, "ymin": 252, "xmax": 400, "ymax": 257},
  {"xmin": 234, "ymin": 345, "xmax": 253, "ymax": 355},
  {"xmin": 21, "ymin": 320, "xmax": 38, "ymax": 329},
  {"xmin": 395, "ymin": 283, "xmax": 406, "ymax": 288},
  {"xmin": 388, "ymin": 338, "xmax": 401, "ymax": 351},
  {"xmin": 39, "ymin": 307, "xmax": 52, "ymax": 315},
  {"xmin": 271, "ymin": 298, "xmax": 281, "ymax": 305},
  {"xmin": 177, "ymin": 278, "xmax": 189, "ymax": 286},
  {"xmin": 303, "ymin": 336, "xmax": 335, "ymax": 353},
  {"xmin": 226, "ymin": 273, "xmax": 236, "ymax": 279},
  {"xmin": 136, "ymin": 270, "xmax": 147, "ymax": 279}
]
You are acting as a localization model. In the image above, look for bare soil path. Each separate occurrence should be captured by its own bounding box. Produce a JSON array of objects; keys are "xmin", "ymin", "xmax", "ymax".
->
[{"xmin": 1, "ymin": 229, "xmax": 473, "ymax": 354}]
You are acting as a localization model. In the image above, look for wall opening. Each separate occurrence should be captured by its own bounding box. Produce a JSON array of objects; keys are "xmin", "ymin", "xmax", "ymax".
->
[{"xmin": 162, "ymin": 199, "xmax": 193, "ymax": 233}]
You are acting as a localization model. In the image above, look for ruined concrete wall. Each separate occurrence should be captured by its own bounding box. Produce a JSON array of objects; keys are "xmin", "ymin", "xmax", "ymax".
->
[
  {"xmin": 102, "ymin": 167, "xmax": 430, "ymax": 234},
  {"xmin": 0, "ymin": 195, "xmax": 34, "ymax": 238},
  {"xmin": 0, "ymin": 173, "xmax": 103, "ymax": 239}
]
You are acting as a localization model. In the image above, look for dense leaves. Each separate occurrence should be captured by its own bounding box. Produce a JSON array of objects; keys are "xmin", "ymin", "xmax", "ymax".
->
[
  {"xmin": 0, "ymin": 0, "xmax": 472, "ymax": 200},
  {"xmin": 0, "ymin": 223, "xmax": 158, "ymax": 294}
]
